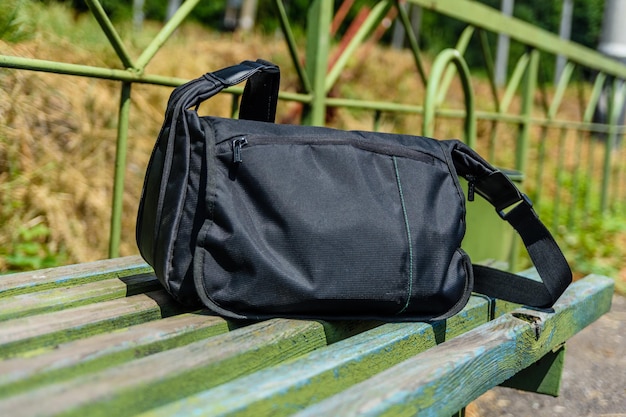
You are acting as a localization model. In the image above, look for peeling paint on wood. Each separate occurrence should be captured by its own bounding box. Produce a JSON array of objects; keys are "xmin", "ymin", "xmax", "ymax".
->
[
  {"xmin": 0, "ymin": 258, "xmax": 614, "ymax": 417},
  {"xmin": 0, "ymin": 290, "xmax": 188, "ymax": 359},
  {"xmin": 0, "ymin": 256, "xmax": 151, "ymax": 298},
  {"xmin": 0, "ymin": 312, "xmax": 228, "ymax": 397},
  {"xmin": 290, "ymin": 276, "xmax": 614, "ymax": 417}
]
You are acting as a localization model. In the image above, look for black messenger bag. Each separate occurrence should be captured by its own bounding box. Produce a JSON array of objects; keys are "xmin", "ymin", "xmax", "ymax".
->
[{"xmin": 136, "ymin": 59, "xmax": 572, "ymax": 321}]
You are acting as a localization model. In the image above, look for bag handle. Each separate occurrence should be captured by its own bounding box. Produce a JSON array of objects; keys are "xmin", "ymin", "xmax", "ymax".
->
[
  {"xmin": 167, "ymin": 59, "xmax": 280, "ymax": 123},
  {"xmin": 136, "ymin": 60, "xmax": 280, "ymax": 266},
  {"xmin": 449, "ymin": 141, "xmax": 572, "ymax": 309}
]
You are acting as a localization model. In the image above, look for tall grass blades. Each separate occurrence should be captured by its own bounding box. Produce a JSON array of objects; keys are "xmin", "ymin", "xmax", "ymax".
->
[{"xmin": 0, "ymin": 0, "xmax": 33, "ymax": 43}]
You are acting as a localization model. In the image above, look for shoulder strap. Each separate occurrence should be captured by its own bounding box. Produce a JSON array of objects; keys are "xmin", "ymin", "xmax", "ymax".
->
[{"xmin": 448, "ymin": 141, "xmax": 572, "ymax": 308}]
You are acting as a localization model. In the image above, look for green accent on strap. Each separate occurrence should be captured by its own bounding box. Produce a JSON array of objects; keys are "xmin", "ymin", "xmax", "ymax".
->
[{"xmin": 393, "ymin": 157, "xmax": 413, "ymax": 314}]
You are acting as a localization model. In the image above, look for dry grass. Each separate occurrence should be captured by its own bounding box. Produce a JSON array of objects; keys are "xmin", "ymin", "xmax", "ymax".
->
[
  {"xmin": 0, "ymin": 21, "xmax": 299, "ymax": 269},
  {"xmin": 1, "ymin": 5, "xmax": 625, "ymax": 280},
  {"xmin": 0, "ymin": 9, "xmax": 457, "ymax": 270}
]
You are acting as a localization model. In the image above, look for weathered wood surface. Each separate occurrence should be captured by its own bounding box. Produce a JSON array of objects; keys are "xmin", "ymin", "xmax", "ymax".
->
[
  {"xmin": 0, "ymin": 273, "xmax": 160, "ymax": 321},
  {"xmin": 138, "ymin": 296, "xmax": 493, "ymax": 417},
  {"xmin": 0, "ymin": 319, "xmax": 329, "ymax": 417},
  {"xmin": 0, "ymin": 256, "xmax": 150, "ymax": 298},
  {"xmin": 291, "ymin": 275, "xmax": 614, "ymax": 417},
  {"xmin": 0, "ymin": 312, "xmax": 229, "ymax": 397},
  {"xmin": 0, "ymin": 257, "xmax": 614, "ymax": 417},
  {"xmin": 0, "ymin": 290, "xmax": 188, "ymax": 358}
]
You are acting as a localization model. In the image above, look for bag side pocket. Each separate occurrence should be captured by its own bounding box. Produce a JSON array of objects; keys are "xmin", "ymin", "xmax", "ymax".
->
[{"xmin": 391, "ymin": 156, "xmax": 470, "ymax": 318}]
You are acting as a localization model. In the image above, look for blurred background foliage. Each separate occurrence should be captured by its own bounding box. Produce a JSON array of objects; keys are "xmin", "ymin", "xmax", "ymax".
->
[
  {"xmin": 1, "ymin": 0, "xmax": 624, "ymax": 294},
  {"xmin": 4, "ymin": 0, "xmax": 606, "ymax": 54}
]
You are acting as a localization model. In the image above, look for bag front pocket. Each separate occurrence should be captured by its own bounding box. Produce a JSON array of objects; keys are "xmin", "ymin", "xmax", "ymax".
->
[{"xmin": 195, "ymin": 134, "xmax": 467, "ymax": 320}]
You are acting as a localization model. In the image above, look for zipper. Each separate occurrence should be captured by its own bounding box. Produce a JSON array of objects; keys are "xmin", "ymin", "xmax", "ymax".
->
[
  {"xmin": 232, "ymin": 137, "xmax": 248, "ymax": 164},
  {"xmin": 466, "ymin": 175, "xmax": 476, "ymax": 202},
  {"xmin": 223, "ymin": 135, "xmax": 437, "ymax": 166}
]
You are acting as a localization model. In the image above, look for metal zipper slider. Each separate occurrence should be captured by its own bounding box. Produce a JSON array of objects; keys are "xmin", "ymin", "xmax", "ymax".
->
[{"xmin": 232, "ymin": 137, "xmax": 248, "ymax": 164}]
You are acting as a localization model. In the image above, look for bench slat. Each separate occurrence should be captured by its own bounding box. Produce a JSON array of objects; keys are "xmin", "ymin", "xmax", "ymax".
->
[
  {"xmin": 0, "ymin": 312, "xmax": 228, "ymax": 398},
  {"xmin": 0, "ymin": 319, "xmax": 329, "ymax": 417},
  {"xmin": 0, "ymin": 256, "xmax": 614, "ymax": 417},
  {"xmin": 290, "ymin": 275, "xmax": 614, "ymax": 417},
  {"xmin": 136, "ymin": 295, "xmax": 492, "ymax": 417},
  {"xmin": 0, "ymin": 290, "xmax": 188, "ymax": 358},
  {"xmin": 0, "ymin": 256, "xmax": 151, "ymax": 298},
  {"xmin": 500, "ymin": 343, "xmax": 566, "ymax": 396},
  {"xmin": 0, "ymin": 273, "xmax": 160, "ymax": 321}
]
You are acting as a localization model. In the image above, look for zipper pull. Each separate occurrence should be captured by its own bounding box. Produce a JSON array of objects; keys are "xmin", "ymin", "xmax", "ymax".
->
[
  {"xmin": 232, "ymin": 137, "xmax": 248, "ymax": 164},
  {"xmin": 466, "ymin": 175, "xmax": 476, "ymax": 202}
]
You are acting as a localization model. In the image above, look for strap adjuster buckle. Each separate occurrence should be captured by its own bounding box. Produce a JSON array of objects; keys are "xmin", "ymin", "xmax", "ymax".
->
[{"xmin": 498, "ymin": 193, "xmax": 533, "ymax": 220}]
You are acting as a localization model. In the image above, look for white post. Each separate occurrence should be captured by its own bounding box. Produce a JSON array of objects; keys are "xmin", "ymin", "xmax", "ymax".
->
[
  {"xmin": 133, "ymin": 0, "xmax": 145, "ymax": 32},
  {"xmin": 555, "ymin": 0, "xmax": 573, "ymax": 84},
  {"xmin": 599, "ymin": 0, "xmax": 626, "ymax": 62},
  {"xmin": 166, "ymin": 0, "xmax": 182, "ymax": 22},
  {"xmin": 495, "ymin": 0, "xmax": 514, "ymax": 87},
  {"xmin": 239, "ymin": 0, "xmax": 258, "ymax": 32},
  {"xmin": 392, "ymin": 3, "xmax": 421, "ymax": 49}
]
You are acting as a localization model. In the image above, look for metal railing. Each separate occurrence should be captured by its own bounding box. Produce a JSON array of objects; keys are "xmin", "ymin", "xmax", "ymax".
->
[{"xmin": 1, "ymin": 0, "xmax": 625, "ymax": 260}]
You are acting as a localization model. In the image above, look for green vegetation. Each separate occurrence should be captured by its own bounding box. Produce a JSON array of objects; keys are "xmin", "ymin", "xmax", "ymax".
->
[
  {"xmin": 0, "ymin": 0, "xmax": 33, "ymax": 42},
  {"xmin": 0, "ymin": 1, "xmax": 624, "ymax": 295},
  {"xmin": 3, "ymin": 220, "xmax": 68, "ymax": 270},
  {"xmin": 418, "ymin": 0, "xmax": 604, "ymax": 80},
  {"xmin": 537, "ymin": 171, "xmax": 626, "ymax": 293}
]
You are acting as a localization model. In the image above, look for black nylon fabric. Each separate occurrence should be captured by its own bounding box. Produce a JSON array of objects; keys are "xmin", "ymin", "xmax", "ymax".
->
[
  {"xmin": 136, "ymin": 60, "xmax": 571, "ymax": 321},
  {"xmin": 191, "ymin": 117, "xmax": 472, "ymax": 320}
]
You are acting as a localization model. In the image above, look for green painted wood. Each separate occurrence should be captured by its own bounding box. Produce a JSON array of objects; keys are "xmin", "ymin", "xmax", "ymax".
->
[
  {"xmin": 0, "ymin": 264, "xmax": 612, "ymax": 416},
  {"xmin": 318, "ymin": 320, "xmax": 382, "ymax": 344},
  {"xmin": 0, "ymin": 256, "xmax": 152, "ymax": 299},
  {"xmin": 0, "ymin": 312, "xmax": 228, "ymax": 398},
  {"xmin": 0, "ymin": 258, "xmax": 613, "ymax": 417},
  {"xmin": 0, "ymin": 290, "xmax": 188, "ymax": 359},
  {"xmin": 500, "ymin": 344, "xmax": 566, "ymax": 396},
  {"xmin": 0, "ymin": 319, "xmax": 328, "ymax": 417},
  {"xmin": 0, "ymin": 273, "xmax": 160, "ymax": 321},
  {"xmin": 137, "ymin": 295, "xmax": 517, "ymax": 417},
  {"xmin": 290, "ymin": 275, "xmax": 614, "ymax": 417}
]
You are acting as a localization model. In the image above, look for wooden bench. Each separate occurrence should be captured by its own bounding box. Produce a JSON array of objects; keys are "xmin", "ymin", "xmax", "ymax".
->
[{"xmin": 0, "ymin": 256, "xmax": 614, "ymax": 416}]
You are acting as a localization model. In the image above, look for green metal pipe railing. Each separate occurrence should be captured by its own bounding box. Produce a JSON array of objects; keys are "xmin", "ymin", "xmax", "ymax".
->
[
  {"xmin": 324, "ymin": 0, "xmax": 392, "ymax": 94},
  {"xmin": 0, "ymin": 54, "xmax": 185, "ymax": 86},
  {"xmin": 134, "ymin": 0, "xmax": 202, "ymax": 70},
  {"xmin": 394, "ymin": 0, "xmax": 426, "ymax": 86},
  {"xmin": 273, "ymin": 0, "xmax": 312, "ymax": 93},
  {"xmin": 85, "ymin": 0, "xmax": 135, "ymax": 70},
  {"xmin": 407, "ymin": 0, "xmax": 626, "ymax": 79},
  {"xmin": 110, "ymin": 82, "xmax": 132, "ymax": 257},
  {"xmin": 303, "ymin": 0, "xmax": 333, "ymax": 126},
  {"xmin": 1, "ymin": 0, "xmax": 625, "ymax": 261},
  {"xmin": 423, "ymin": 48, "xmax": 476, "ymax": 147}
]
